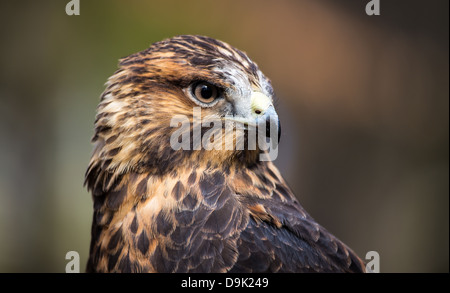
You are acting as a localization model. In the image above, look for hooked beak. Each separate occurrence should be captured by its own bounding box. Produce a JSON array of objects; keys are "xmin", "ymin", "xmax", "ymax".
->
[{"xmin": 225, "ymin": 91, "xmax": 281, "ymax": 143}]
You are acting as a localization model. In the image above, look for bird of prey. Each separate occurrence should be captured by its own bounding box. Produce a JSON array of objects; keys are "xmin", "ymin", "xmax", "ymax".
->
[{"xmin": 85, "ymin": 35, "xmax": 365, "ymax": 273}]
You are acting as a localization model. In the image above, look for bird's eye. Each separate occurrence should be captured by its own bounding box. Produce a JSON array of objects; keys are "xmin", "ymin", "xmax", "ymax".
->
[{"xmin": 192, "ymin": 82, "xmax": 218, "ymax": 104}]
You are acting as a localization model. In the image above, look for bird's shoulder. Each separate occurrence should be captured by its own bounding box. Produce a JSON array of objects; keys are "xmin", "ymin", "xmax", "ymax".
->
[{"xmin": 226, "ymin": 161, "xmax": 365, "ymax": 272}]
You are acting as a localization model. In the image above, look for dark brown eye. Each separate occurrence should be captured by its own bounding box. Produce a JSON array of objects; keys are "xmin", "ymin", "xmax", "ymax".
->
[{"xmin": 193, "ymin": 82, "xmax": 218, "ymax": 104}]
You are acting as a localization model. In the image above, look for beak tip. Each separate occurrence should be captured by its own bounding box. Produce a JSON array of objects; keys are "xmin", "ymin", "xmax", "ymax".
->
[
  {"xmin": 265, "ymin": 116, "xmax": 281, "ymax": 144},
  {"xmin": 278, "ymin": 120, "xmax": 281, "ymax": 143}
]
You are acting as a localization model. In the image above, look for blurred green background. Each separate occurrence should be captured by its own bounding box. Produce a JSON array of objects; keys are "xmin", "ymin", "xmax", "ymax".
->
[{"xmin": 0, "ymin": 0, "xmax": 448, "ymax": 273}]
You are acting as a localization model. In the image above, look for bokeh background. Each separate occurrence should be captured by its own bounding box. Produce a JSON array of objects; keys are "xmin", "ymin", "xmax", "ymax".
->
[{"xmin": 0, "ymin": 0, "xmax": 448, "ymax": 273}]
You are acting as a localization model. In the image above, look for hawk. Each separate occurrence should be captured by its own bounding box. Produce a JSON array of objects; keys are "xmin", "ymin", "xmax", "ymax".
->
[{"xmin": 85, "ymin": 35, "xmax": 365, "ymax": 273}]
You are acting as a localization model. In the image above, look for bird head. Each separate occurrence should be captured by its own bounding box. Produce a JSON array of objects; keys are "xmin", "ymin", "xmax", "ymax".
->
[{"xmin": 87, "ymin": 35, "xmax": 280, "ymax": 191}]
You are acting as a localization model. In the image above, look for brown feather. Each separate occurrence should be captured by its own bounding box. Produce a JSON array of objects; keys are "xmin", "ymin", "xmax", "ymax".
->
[{"xmin": 85, "ymin": 35, "xmax": 365, "ymax": 273}]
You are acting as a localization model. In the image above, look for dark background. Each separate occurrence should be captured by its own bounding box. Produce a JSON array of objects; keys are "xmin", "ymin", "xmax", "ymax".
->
[{"xmin": 0, "ymin": 0, "xmax": 448, "ymax": 272}]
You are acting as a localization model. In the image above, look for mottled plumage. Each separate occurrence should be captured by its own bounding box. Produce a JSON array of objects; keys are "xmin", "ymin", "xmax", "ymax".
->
[{"xmin": 85, "ymin": 35, "xmax": 365, "ymax": 273}]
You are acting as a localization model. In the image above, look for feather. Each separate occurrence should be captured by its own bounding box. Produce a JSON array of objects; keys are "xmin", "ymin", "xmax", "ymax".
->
[{"xmin": 85, "ymin": 35, "xmax": 365, "ymax": 273}]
